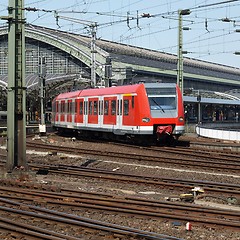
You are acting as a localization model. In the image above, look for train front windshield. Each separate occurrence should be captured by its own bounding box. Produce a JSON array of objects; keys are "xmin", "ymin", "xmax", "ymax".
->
[
  {"xmin": 146, "ymin": 86, "xmax": 177, "ymax": 111},
  {"xmin": 149, "ymin": 96, "xmax": 176, "ymax": 110}
]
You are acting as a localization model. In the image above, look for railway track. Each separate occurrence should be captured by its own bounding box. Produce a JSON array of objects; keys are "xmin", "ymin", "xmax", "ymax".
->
[
  {"xmin": 0, "ymin": 186, "xmax": 183, "ymax": 240},
  {"xmin": 26, "ymin": 141, "xmax": 240, "ymax": 173},
  {"xmin": 3, "ymin": 138, "xmax": 239, "ymax": 197},
  {"xmin": 1, "ymin": 155, "xmax": 239, "ymax": 200},
  {"xmin": 1, "ymin": 157, "xmax": 239, "ymax": 199},
  {"xmin": 106, "ymin": 139, "xmax": 240, "ymax": 160},
  {"xmin": 1, "ymin": 140, "xmax": 240, "ymax": 199},
  {"xmin": 0, "ymin": 185, "xmax": 239, "ymax": 233},
  {"xmin": 28, "ymin": 162, "xmax": 240, "ymax": 198},
  {"xmin": 0, "ymin": 137, "xmax": 240, "ymax": 239}
]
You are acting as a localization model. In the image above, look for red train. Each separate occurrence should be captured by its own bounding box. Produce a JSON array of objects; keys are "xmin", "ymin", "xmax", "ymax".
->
[{"xmin": 51, "ymin": 83, "xmax": 185, "ymax": 144}]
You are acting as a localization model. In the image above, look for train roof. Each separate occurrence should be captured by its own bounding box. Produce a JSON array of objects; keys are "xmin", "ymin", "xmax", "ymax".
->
[
  {"xmin": 55, "ymin": 83, "xmax": 178, "ymax": 100},
  {"xmin": 55, "ymin": 84, "xmax": 144, "ymax": 100}
]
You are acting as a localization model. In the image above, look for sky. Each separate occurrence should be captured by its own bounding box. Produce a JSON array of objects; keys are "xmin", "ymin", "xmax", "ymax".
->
[{"xmin": 1, "ymin": 0, "xmax": 240, "ymax": 68}]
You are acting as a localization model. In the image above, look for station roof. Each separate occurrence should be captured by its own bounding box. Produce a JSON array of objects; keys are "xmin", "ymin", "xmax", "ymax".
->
[
  {"xmin": 0, "ymin": 24, "xmax": 240, "ymax": 105},
  {"xmin": 36, "ymin": 24, "xmax": 240, "ymax": 83},
  {"xmin": 184, "ymin": 89, "xmax": 240, "ymax": 105}
]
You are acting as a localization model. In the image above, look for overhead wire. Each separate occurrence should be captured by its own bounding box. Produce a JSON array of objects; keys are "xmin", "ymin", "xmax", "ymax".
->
[{"xmin": 1, "ymin": 0, "xmax": 240, "ymax": 63}]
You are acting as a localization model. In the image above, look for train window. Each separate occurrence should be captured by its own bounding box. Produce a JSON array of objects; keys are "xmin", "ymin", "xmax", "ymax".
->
[
  {"xmin": 71, "ymin": 102, "xmax": 73, "ymax": 113},
  {"xmin": 94, "ymin": 101, "xmax": 98, "ymax": 115},
  {"xmin": 75, "ymin": 102, "xmax": 77, "ymax": 113},
  {"xmin": 120, "ymin": 99, "xmax": 122, "ymax": 115},
  {"xmin": 149, "ymin": 97, "xmax": 176, "ymax": 110},
  {"xmin": 104, "ymin": 100, "xmax": 109, "ymax": 115},
  {"xmin": 111, "ymin": 100, "xmax": 116, "ymax": 115},
  {"xmin": 132, "ymin": 96, "xmax": 134, "ymax": 108},
  {"xmin": 61, "ymin": 102, "xmax": 65, "ymax": 113},
  {"xmin": 98, "ymin": 101, "xmax": 101, "ymax": 115},
  {"xmin": 65, "ymin": 102, "xmax": 68, "ymax": 113},
  {"xmin": 72, "ymin": 102, "xmax": 75, "ymax": 114},
  {"xmin": 84, "ymin": 101, "xmax": 86, "ymax": 115},
  {"xmin": 68, "ymin": 102, "xmax": 72, "ymax": 113},
  {"xmin": 89, "ymin": 101, "xmax": 93, "ymax": 115},
  {"xmin": 117, "ymin": 100, "xmax": 119, "ymax": 115},
  {"xmin": 80, "ymin": 102, "xmax": 83, "ymax": 114},
  {"xmin": 123, "ymin": 99, "xmax": 129, "ymax": 116}
]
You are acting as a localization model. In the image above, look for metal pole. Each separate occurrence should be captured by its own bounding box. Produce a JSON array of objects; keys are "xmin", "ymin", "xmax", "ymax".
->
[
  {"xmin": 177, "ymin": 9, "xmax": 190, "ymax": 92},
  {"xmin": 177, "ymin": 10, "xmax": 183, "ymax": 92},
  {"xmin": 38, "ymin": 56, "xmax": 46, "ymax": 126},
  {"xmin": 91, "ymin": 24, "xmax": 97, "ymax": 88},
  {"xmin": 7, "ymin": 0, "xmax": 27, "ymax": 171},
  {"xmin": 6, "ymin": 0, "xmax": 15, "ymax": 170},
  {"xmin": 105, "ymin": 56, "xmax": 112, "ymax": 87},
  {"xmin": 197, "ymin": 91, "xmax": 201, "ymax": 124}
]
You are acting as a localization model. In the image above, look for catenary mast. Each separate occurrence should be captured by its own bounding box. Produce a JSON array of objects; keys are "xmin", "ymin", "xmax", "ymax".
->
[{"xmin": 6, "ymin": 0, "xmax": 27, "ymax": 171}]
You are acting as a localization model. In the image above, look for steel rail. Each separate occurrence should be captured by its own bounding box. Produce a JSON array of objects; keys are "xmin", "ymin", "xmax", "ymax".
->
[
  {"xmin": 0, "ymin": 216, "xmax": 79, "ymax": 240},
  {"xmin": 26, "ymin": 142, "xmax": 240, "ymax": 172},
  {"xmin": 0, "ymin": 197, "xmax": 182, "ymax": 240},
  {"xmin": 29, "ymin": 163, "xmax": 240, "ymax": 197},
  {"xmin": 90, "ymin": 138, "xmax": 240, "ymax": 158},
  {"xmin": 0, "ymin": 189, "xmax": 240, "ymax": 232},
  {"xmin": 1, "ymin": 186, "xmax": 239, "ymax": 221},
  {"xmin": 1, "ymin": 156, "xmax": 239, "ymax": 197}
]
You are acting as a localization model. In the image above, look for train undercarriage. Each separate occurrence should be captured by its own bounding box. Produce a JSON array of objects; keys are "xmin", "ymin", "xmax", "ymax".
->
[{"xmin": 54, "ymin": 125, "xmax": 179, "ymax": 146}]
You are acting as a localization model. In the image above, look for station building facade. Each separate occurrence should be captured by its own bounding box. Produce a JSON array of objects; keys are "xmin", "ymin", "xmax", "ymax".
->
[{"xmin": 0, "ymin": 24, "xmax": 239, "ymax": 124}]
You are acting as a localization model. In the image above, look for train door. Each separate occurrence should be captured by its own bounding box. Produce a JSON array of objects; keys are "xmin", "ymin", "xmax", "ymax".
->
[
  {"xmin": 67, "ymin": 100, "xmax": 72, "ymax": 123},
  {"xmin": 74, "ymin": 99, "xmax": 78, "ymax": 123},
  {"xmin": 60, "ymin": 100, "xmax": 65, "ymax": 122},
  {"xmin": 55, "ymin": 101, "xmax": 59, "ymax": 122},
  {"xmin": 88, "ymin": 98, "xmax": 98, "ymax": 125},
  {"xmin": 103, "ymin": 96, "xmax": 117, "ymax": 125},
  {"xmin": 75, "ymin": 98, "xmax": 84, "ymax": 124},
  {"xmin": 122, "ymin": 95, "xmax": 135, "ymax": 126}
]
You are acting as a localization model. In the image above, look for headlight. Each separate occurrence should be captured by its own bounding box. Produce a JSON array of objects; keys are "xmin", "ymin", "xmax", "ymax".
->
[
  {"xmin": 179, "ymin": 117, "xmax": 184, "ymax": 122},
  {"xmin": 142, "ymin": 117, "xmax": 150, "ymax": 123}
]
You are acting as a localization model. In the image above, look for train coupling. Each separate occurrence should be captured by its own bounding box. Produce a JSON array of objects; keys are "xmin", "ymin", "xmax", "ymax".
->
[{"xmin": 156, "ymin": 125, "xmax": 172, "ymax": 136}]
